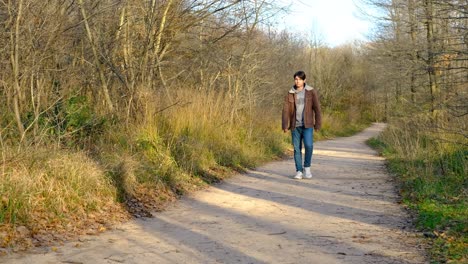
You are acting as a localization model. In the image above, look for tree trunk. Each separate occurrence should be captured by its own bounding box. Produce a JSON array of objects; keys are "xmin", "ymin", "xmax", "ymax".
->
[
  {"xmin": 407, "ymin": 0, "xmax": 417, "ymax": 104},
  {"xmin": 78, "ymin": 0, "xmax": 114, "ymax": 113},
  {"xmin": 424, "ymin": 0, "xmax": 439, "ymax": 114},
  {"xmin": 10, "ymin": 0, "xmax": 25, "ymax": 139}
]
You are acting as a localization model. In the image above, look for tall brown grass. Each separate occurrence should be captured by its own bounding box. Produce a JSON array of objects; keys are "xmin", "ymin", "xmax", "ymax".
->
[{"xmin": 0, "ymin": 88, "xmax": 372, "ymax": 249}]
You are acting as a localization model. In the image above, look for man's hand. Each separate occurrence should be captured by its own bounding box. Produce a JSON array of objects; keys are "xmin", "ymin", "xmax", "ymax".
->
[{"xmin": 283, "ymin": 129, "xmax": 288, "ymax": 133}]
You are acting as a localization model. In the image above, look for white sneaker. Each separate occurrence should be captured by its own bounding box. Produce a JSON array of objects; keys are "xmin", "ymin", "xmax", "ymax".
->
[
  {"xmin": 293, "ymin": 171, "xmax": 303, "ymax": 179},
  {"xmin": 304, "ymin": 167, "xmax": 312, "ymax": 179}
]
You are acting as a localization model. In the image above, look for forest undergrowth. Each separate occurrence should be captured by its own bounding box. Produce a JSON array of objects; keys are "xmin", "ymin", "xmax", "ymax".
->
[
  {"xmin": 368, "ymin": 114, "xmax": 467, "ymax": 263},
  {"xmin": 0, "ymin": 89, "xmax": 370, "ymax": 252}
]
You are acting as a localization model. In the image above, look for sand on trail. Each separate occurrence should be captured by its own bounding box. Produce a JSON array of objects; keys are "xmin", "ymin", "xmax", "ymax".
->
[{"xmin": 2, "ymin": 123, "xmax": 428, "ymax": 264}]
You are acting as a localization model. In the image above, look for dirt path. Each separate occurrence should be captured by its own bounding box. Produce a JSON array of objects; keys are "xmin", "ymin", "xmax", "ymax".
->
[{"xmin": 2, "ymin": 123, "xmax": 427, "ymax": 264}]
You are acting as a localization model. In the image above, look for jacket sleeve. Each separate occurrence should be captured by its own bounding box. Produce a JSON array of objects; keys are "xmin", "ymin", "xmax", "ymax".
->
[
  {"xmin": 312, "ymin": 90, "xmax": 322, "ymax": 130},
  {"xmin": 282, "ymin": 94, "xmax": 290, "ymax": 130}
]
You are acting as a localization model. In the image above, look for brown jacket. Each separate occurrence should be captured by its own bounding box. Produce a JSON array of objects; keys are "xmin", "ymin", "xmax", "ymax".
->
[{"xmin": 282, "ymin": 85, "xmax": 322, "ymax": 130}]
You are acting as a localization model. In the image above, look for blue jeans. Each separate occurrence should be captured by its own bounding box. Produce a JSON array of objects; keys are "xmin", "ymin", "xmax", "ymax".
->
[{"xmin": 291, "ymin": 126, "xmax": 314, "ymax": 172}]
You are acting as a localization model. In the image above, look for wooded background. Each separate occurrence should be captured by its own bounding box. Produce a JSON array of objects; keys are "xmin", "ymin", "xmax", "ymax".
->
[
  {"xmin": 0, "ymin": 0, "xmax": 379, "ymax": 147},
  {"xmin": 0, "ymin": 0, "xmax": 466, "ymax": 259},
  {"xmin": 360, "ymin": 0, "xmax": 466, "ymax": 137}
]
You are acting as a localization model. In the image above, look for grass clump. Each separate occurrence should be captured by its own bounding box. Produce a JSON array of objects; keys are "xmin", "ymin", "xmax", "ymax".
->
[
  {"xmin": 0, "ymin": 148, "xmax": 128, "ymax": 249},
  {"xmin": 368, "ymin": 119, "xmax": 467, "ymax": 263},
  {"xmin": 317, "ymin": 111, "xmax": 372, "ymax": 140}
]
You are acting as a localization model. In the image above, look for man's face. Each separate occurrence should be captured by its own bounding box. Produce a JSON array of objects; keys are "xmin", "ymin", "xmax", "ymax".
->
[{"xmin": 294, "ymin": 77, "xmax": 305, "ymax": 88}]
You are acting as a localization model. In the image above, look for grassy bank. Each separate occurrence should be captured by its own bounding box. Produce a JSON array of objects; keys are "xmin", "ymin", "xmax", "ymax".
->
[
  {"xmin": 0, "ymin": 90, "xmax": 371, "ymax": 251},
  {"xmin": 368, "ymin": 120, "xmax": 467, "ymax": 263}
]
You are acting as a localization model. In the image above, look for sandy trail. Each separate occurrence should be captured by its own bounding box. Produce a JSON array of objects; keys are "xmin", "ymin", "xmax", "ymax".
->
[{"xmin": 2, "ymin": 123, "xmax": 427, "ymax": 264}]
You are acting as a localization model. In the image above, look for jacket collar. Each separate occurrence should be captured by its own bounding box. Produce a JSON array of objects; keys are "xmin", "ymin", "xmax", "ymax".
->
[{"xmin": 289, "ymin": 84, "xmax": 314, "ymax": 94}]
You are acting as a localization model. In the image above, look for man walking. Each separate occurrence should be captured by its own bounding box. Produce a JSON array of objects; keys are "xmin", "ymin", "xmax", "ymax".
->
[{"xmin": 282, "ymin": 71, "xmax": 322, "ymax": 179}]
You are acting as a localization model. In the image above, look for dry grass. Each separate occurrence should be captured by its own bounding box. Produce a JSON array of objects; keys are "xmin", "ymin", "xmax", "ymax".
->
[
  {"xmin": 0, "ymin": 147, "xmax": 129, "ymax": 249},
  {"xmin": 318, "ymin": 111, "xmax": 371, "ymax": 139},
  {"xmin": 0, "ymin": 88, "xmax": 373, "ymax": 251},
  {"xmin": 370, "ymin": 114, "xmax": 467, "ymax": 263}
]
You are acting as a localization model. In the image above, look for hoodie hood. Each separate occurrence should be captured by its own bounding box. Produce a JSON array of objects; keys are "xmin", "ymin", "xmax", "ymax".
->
[{"xmin": 289, "ymin": 84, "xmax": 314, "ymax": 94}]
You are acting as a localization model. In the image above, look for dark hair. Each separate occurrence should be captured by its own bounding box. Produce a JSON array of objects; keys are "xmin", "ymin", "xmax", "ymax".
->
[{"xmin": 293, "ymin": 71, "xmax": 306, "ymax": 80}]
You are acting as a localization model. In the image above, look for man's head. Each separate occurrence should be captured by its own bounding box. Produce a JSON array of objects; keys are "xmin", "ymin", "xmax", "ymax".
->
[
  {"xmin": 293, "ymin": 71, "xmax": 306, "ymax": 89},
  {"xmin": 293, "ymin": 71, "xmax": 306, "ymax": 81}
]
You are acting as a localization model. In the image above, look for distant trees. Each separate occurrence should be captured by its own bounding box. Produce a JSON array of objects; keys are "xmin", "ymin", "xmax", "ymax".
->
[
  {"xmin": 0, "ymin": 0, "xmax": 280, "ymax": 144},
  {"xmin": 0, "ymin": 0, "xmax": 384, "ymax": 149},
  {"xmin": 358, "ymin": 0, "xmax": 467, "ymax": 141}
]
